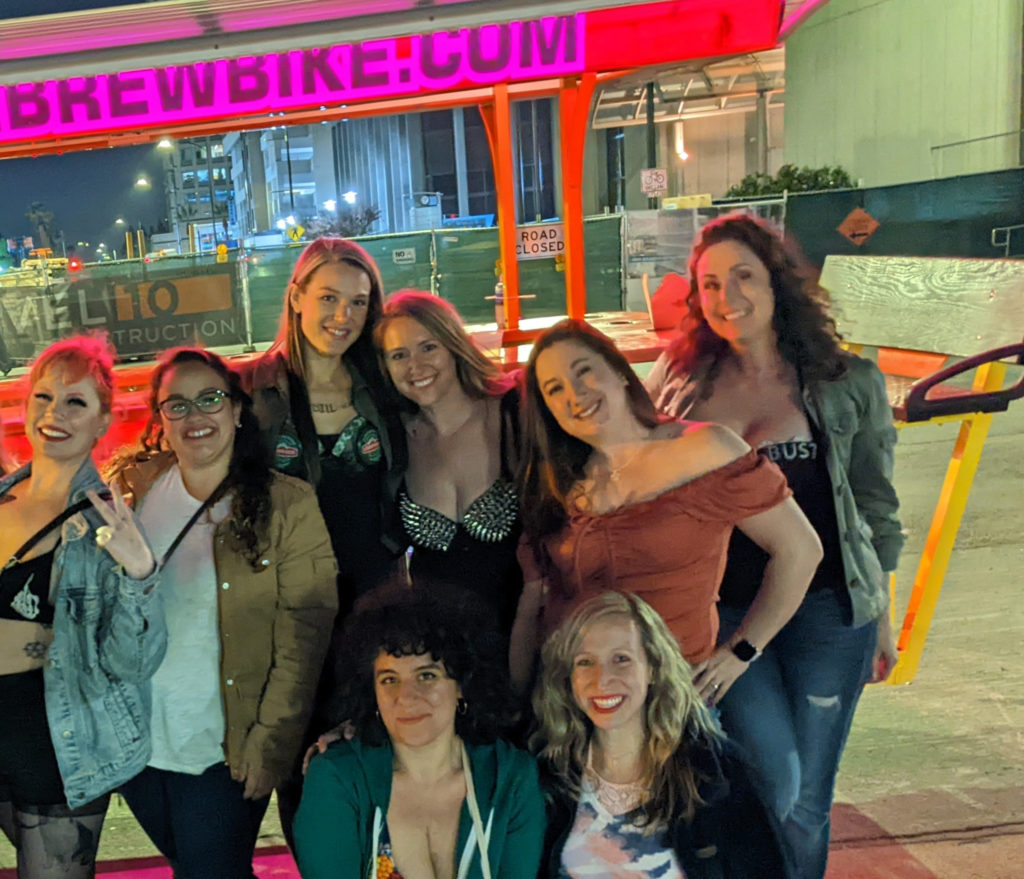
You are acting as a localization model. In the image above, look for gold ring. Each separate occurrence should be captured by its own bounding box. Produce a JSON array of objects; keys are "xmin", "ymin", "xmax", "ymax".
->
[{"xmin": 95, "ymin": 525, "xmax": 114, "ymax": 547}]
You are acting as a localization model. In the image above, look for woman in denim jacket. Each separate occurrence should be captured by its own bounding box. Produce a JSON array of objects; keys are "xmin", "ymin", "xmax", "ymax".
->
[
  {"xmin": 0, "ymin": 335, "xmax": 164, "ymax": 879},
  {"xmin": 644, "ymin": 215, "xmax": 903, "ymax": 879}
]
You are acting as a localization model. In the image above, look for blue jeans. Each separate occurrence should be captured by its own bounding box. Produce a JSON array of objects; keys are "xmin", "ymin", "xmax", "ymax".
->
[
  {"xmin": 717, "ymin": 590, "xmax": 877, "ymax": 879},
  {"xmin": 121, "ymin": 763, "xmax": 270, "ymax": 879}
]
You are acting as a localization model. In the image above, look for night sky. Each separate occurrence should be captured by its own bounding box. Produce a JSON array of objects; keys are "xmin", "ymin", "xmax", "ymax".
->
[
  {"xmin": 0, "ymin": 146, "xmax": 169, "ymax": 258},
  {"xmin": 0, "ymin": 3, "xmax": 171, "ymax": 256}
]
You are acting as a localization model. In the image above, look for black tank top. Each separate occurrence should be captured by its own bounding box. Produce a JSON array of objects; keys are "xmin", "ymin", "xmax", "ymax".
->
[
  {"xmin": 718, "ymin": 424, "xmax": 845, "ymax": 608},
  {"xmin": 0, "ymin": 547, "xmax": 57, "ymax": 626}
]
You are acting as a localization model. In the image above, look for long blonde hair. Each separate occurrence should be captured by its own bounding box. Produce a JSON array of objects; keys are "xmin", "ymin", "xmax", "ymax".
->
[
  {"xmin": 533, "ymin": 591, "xmax": 722, "ymax": 825},
  {"xmin": 270, "ymin": 237, "xmax": 384, "ymax": 380}
]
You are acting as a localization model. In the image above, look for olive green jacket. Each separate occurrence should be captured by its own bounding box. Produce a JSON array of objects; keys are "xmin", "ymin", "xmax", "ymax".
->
[
  {"xmin": 645, "ymin": 352, "xmax": 903, "ymax": 627},
  {"xmin": 108, "ymin": 452, "xmax": 339, "ymax": 783}
]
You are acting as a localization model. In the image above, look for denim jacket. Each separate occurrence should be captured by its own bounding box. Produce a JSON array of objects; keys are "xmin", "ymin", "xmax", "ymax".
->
[
  {"xmin": 645, "ymin": 352, "xmax": 903, "ymax": 628},
  {"xmin": 0, "ymin": 459, "xmax": 166, "ymax": 807}
]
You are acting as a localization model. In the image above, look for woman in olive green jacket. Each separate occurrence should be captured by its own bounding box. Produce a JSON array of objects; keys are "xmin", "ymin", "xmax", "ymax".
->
[
  {"xmin": 644, "ymin": 214, "xmax": 902, "ymax": 879},
  {"xmin": 106, "ymin": 347, "xmax": 338, "ymax": 879}
]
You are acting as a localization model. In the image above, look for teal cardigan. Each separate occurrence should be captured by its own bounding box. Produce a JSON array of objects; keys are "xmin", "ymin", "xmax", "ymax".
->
[{"xmin": 294, "ymin": 737, "xmax": 545, "ymax": 879}]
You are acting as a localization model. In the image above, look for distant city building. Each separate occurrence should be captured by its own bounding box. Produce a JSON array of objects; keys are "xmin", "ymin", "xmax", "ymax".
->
[
  {"xmin": 160, "ymin": 135, "xmax": 236, "ymax": 253},
  {"xmin": 225, "ymin": 99, "xmax": 559, "ymax": 242}
]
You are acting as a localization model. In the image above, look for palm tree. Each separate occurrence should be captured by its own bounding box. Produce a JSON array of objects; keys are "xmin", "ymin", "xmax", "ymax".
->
[{"xmin": 25, "ymin": 202, "xmax": 56, "ymax": 251}]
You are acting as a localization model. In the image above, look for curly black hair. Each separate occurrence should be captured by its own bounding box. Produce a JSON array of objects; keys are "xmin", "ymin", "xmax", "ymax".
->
[
  {"xmin": 139, "ymin": 348, "xmax": 273, "ymax": 568},
  {"xmin": 334, "ymin": 587, "xmax": 516, "ymax": 746},
  {"xmin": 664, "ymin": 213, "xmax": 848, "ymax": 390}
]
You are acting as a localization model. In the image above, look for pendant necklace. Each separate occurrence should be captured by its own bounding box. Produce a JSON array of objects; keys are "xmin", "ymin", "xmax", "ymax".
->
[{"xmin": 605, "ymin": 438, "xmax": 648, "ymax": 482}]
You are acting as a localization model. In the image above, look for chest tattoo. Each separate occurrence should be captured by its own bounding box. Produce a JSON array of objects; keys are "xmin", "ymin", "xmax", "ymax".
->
[{"xmin": 311, "ymin": 401, "xmax": 353, "ymax": 413}]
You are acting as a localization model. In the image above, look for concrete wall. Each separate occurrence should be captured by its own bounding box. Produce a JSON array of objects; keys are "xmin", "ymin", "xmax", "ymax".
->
[
  {"xmin": 671, "ymin": 110, "xmax": 784, "ymax": 198},
  {"xmin": 785, "ymin": 0, "xmax": 1022, "ymax": 187}
]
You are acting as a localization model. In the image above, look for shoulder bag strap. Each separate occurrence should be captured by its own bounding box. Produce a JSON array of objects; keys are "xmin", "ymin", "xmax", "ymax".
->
[
  {"xmin": 159, "ymin": 476, "xmax": 230, "ymax": 571},
  {"xmin": 3, "ymin": 491, "xmax": 110, "ymax": 571}
]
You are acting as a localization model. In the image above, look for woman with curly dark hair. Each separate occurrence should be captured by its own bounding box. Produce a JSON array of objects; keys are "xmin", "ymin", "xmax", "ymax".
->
[
  {"xmin": 645, "ymin": 214, "xmax": 903, "ymax": 879},
  {"xmin": 294, "ymin": 590, "xmax": 546, "ymax": 879},
  {"xmin": 105, "ymin": 347, "xmax": 338, "ymax": 879}
]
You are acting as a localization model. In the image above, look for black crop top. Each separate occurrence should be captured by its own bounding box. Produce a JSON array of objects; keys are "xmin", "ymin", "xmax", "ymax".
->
[
  {"xmin": 718, "ymin": 427, "xmax": 845, "ymax": 608},
  {"xmin": 0, "ymin": 548, "xmax": 57, "ymax": 626}
]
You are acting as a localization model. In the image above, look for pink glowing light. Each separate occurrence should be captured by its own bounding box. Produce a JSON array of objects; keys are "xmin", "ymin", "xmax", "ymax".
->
[
  {"xmin": 0, "ymin": 14, "xmax": 584, "ymax": 145},
  {"xmin": 779, "ymin": 0, "xmax": 831, "ymax": 39}
]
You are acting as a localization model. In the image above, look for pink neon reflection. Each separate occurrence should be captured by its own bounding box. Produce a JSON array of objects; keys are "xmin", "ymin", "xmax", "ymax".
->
[
  {"xmin": 779, "ymin": 0, "xmax": 830, "ymax": 39},
  {"xmin": 217, "ymin": 0, "xmax": 487, "ymax": 34},
  {"xmin": 0, "ymin": 15, "xmax": 583, "ymax": 145},
  {"xmin": 0, "ymin": 23, "xmax": 205, "ymax": 61}
]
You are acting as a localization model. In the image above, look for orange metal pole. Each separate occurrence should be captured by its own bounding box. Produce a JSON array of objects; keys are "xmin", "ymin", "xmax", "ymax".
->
[
  {"xmin": 479, "ymin": 84, "xmax": 521, "ymax": 331},
  {"xmin": 559, "ymin": 74, "xmax": 597, "ymax": 320}
]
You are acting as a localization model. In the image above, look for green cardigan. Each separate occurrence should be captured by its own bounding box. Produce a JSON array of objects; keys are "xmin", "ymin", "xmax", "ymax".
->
[{"xmin": 294, "ymin": 737, "xmax": 545, "ymax": 879}]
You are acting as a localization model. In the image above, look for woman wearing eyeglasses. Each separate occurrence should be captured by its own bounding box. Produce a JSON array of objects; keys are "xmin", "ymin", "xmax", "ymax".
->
[{"xmin": 105, "ymin": 347, "xmax": 338, "ymax": 879}]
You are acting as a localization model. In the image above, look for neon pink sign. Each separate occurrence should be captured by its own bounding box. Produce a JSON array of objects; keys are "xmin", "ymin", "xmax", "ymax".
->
[{"xmin": 0, "ymin": 14, "xmax": 583, "ymax": 144}]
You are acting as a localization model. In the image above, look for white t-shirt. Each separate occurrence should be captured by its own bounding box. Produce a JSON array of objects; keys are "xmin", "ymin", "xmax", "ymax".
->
[{"xmin": 139, "ymin": 465, "xmax": 231, "ymax": 775}]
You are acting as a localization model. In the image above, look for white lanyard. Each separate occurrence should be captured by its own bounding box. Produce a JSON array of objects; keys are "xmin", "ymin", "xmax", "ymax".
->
[
  {"xmin": 457, "ymin": 741, "xmax": 493, "ymax": 879},
  {"xmin": 368, "ymin": 743, "xmax": 494, "ymax": 879}
]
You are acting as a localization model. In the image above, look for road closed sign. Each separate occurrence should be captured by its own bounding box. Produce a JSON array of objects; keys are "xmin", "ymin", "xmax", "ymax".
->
[{"xmin": 516, "ymin": 222, "xmax": 564, "ymax": 260}]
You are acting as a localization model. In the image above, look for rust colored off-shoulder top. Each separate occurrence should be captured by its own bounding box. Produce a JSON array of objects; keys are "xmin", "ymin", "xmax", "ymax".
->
[{"xmin": 527, "ymin": 450, "xmax": 790, "ymax": 664}]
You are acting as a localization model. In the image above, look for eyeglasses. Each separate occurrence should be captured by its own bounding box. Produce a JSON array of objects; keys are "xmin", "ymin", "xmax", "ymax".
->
[{"xmin": 158, "ymin": 388, "xmax": 230, "ymax": 421}]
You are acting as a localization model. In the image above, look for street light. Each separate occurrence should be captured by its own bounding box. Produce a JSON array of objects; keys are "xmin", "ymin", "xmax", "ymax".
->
[
  {"xmin": 323, "ymin": 199, "xmax": 337, "ymax": 212},
  {"xmin": 135, "ymin": 175, "xmax": 151, "ymax": 189},
  {"xmin": 342, "ymin": 190, "xmax": 357, "ymax": 205},
  {"xmin": 157, "ymin": 136, "xmax": 223, "ymax": 253},
  {"xmin": 115, "ymin": 217, "xmax": 125, "ymax": 226}
]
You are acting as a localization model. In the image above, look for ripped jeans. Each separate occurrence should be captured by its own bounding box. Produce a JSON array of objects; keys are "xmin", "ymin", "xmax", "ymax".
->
[{"xmin": 717, "ymin": 590, "xmax": 877, "ymax": 879}]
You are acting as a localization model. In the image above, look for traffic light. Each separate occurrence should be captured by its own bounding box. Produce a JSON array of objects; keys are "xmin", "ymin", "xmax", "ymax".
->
[{"xmin": 68, "ymin": 256, "xmax": 83, "ymax": 272}]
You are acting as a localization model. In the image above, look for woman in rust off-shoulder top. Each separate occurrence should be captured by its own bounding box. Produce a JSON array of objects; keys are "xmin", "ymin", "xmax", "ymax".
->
[{"xmin": 510, "ymin": 319, "xmax": 823, "ymax": 705}]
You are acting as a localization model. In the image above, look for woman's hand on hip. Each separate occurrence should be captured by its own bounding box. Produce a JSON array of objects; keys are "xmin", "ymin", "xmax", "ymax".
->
[
  {"xmin": 88, "ymin": 487, "xmax": 156, "ymax": 581},
  {"xmin": 692, "ymin": 646, "xmax": 750, "ymax": 706},
  {"xmin": 871, "ymin": 610, "xmax": 899, "ymax": 683}
]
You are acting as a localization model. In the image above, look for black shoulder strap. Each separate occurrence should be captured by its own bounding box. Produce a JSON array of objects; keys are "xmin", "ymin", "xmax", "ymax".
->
[
  {"xmin": 159, "ymin": 476, "xmax": 230, "ymax": 571},
  {"xmin": 4, "ymin": 491, "xmax": 111, "ymax": 570}
]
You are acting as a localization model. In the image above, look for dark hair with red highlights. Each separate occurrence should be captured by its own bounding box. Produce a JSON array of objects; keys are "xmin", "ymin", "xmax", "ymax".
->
[
  {"xmin": 132, "ymin": 347, "xmax": 272, "ymax": 567},
  {"xmin": 664, "ymin": 213, "xmax": 847, "ymax": 388},
  {"xmin": 28, "ymin": 333, "xmax": 117, "ymax": 413},
  {"xmin": 517, "ymin": 319, "xmax": 660, "ymax": 542}
]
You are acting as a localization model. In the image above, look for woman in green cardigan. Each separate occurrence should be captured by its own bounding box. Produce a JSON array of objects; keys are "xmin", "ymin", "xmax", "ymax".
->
[{"xmin": 294, "ymin": 590, "xmax": 545, "ymax": 879}]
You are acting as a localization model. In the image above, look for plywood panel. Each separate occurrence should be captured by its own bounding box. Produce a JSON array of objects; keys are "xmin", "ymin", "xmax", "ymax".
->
[{"xmin": 820, "ymin": 255, "xmax": 1024, "ymax": 355}]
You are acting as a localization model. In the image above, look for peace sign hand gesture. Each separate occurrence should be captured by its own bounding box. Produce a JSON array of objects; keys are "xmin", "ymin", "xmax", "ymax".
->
[{"xmin": 87, "ymin": 487, "xmax": 157, "ymax": 581}]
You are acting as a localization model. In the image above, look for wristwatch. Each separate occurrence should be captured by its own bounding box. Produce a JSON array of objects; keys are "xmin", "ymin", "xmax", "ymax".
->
[{"xmin": 731, "ymin": 638, "xmax": 762, "ymax": 663}]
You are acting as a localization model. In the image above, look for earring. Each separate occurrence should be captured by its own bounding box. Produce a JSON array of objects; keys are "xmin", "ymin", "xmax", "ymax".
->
[{"xmin": 457, "ymin": 698, "xmax": 468, "ymax": 716}]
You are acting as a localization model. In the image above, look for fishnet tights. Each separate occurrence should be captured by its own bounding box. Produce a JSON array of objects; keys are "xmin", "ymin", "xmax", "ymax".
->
[{"xmin": 2, "ymin": 795, "xmax": 108, "ymax": 879}]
